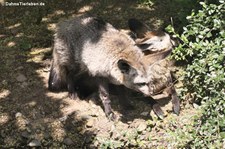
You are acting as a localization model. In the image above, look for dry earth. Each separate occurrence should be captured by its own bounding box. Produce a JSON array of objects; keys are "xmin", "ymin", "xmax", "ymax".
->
[{"xmin": 0, "ymin": 0, "xmax": 198, "ymax": 148}]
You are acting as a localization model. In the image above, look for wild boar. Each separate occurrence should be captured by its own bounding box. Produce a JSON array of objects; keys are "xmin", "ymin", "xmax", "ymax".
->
[{"xmin": 49, "ymin": 15, "xmax": 165, "ymax": 120}]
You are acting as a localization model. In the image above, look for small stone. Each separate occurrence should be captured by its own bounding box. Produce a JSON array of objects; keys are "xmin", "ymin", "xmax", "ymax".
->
[
  {"xmin": 59, "ymin": 115, "xmax": 68, "ymax": 122},
  {"xmin": 28, "ymin": 139, "xmax": 41, "ymax": 147},
  {"xmin": 7, "ymin": 41, "xmax": 16, "ymax": 47},
  {"xmin": 15, "ymin": 112, "xmax": 22, "ymax": 118},
  {"xmin": 36, "ymin": 129, "xmax": 41, "ymax": 134},
  {"xmin": 63, "ymin": 138, "xmax": 74, "ymax": 145},
  {"xmin": 77, "ymin": 126, "xmax": 83, "ymax": 132},
  {"xmin": 40, "ymin": 126, "xmax": 45, "ymax": 131},
  {"xmin": 140, "ymin": 111, "xmax": 149, "ymax": 116},
  {"xmin": 26, "ymin": 127, "xmax": 32, "ymax": 133},
  {"xmin": 44, "ymin": 132, "xmax": 51, "ymax": 139},
  {"xmin": 94, "ymin": 140, "xmax": 99, "ymax": 147},
  {"xmin": 139, "ymin": 134, "xmax": 146, "ymax": 140},
  {"xmin": 2, "ymin": 80, "xmax": 7, "ymax": 86},
  {"xmin": 17, "ymin": 66, "xmax": 24, "ymax": 70},
  {"xmin": 21, "ymin": 131, "xmax": 30, "ymax": 139},
  {"xmin": 85, "ymin": 136, "xmax": 92, "ymax": 143},
  {"xmin": 72, "ymin": 120, "xmax": 77, "ymax": 125},
  {"xmin": 137, "ymin": 123, "xmax": 147, "ymax": 133},
  {"xmin": 28, "ymin": 101, "xmax": 37, "ymax": 107},
  {"xmin": 130, "ymin": 139, "xmax": 137, "ymax": 146},
  {"xmin": 21, "ymin": 82, "xmax": 28, "ymax": 88},
  {"xmin": 126, "ymin": 129, "xmax": 137, "ymax": 139},
  {"xmin": 147, "ymin": 120, "xmax": 156, "ymax": 128},
  {"xmin": 193, "ymin": 103, "xmax": 199, "ymax": 109},
  {"xmin": 86, "ymin": 119, "xmax": 94, "ymax": 128},
  {"xmin": 16, "ymin": 73, "xmax": 27, "ymax": 82}
]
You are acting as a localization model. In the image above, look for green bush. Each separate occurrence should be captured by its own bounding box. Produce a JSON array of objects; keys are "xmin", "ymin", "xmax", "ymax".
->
[{"xmin": 167, "ymin": 0, "xmax": 225, "ymax": 148}]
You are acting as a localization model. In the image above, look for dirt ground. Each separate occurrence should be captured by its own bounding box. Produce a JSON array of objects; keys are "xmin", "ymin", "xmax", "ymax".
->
[{"xmin": 0, "ymin": 0, "xmax": 198, "ymax": 148}]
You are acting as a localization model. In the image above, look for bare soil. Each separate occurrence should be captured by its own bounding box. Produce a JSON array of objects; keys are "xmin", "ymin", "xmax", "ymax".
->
[{"xmin": 0, "ymin": 0, "xmax": 197, "ymax": 148}]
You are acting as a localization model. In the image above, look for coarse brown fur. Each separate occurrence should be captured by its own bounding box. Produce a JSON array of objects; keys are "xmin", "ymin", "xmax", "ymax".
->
[
  {"xmin": 128, "ymin": 18, "xmax": 180, "ymax": 118},
  {"xmin": 49, "ymin": 15, "xmax": 155, "ymax": 120}
]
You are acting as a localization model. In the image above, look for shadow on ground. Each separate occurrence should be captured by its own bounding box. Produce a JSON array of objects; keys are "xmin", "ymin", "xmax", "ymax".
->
[{"xmin": 0, "ymin": 0, "xmax": 199, "ymax": 147}]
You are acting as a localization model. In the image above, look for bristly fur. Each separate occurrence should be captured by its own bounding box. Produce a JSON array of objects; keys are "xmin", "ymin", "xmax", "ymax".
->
[
  {"xmin": 48, "ymin": 15, "xmax": 152, "ymax": 120},
  {"xmin": 128, "ymin": 18, "xmax": 180, "ymax": 119},
  {"xmin": 146, "ymin": 59, "xmax": 180, "ymax": 117}
]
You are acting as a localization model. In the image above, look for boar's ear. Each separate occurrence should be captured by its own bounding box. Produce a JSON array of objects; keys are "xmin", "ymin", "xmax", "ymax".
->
[
  {"xmin": 118, "ymin": 59, "xmax": 131, "ymax": 74},
  {"xmin": 128, "ymin": 18, "xmax": 149, "ymax": 38}
]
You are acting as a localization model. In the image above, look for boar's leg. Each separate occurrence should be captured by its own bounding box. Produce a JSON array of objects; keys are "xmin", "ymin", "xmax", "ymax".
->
[
  {"xmin": 169, "ymin": 85, "xmax": 180, "ymax": 115},
  {"xmin": 48, "ymin": 64, "xmax": 67, "ymax": 92},
  {"xmin": 164, "ymin": 84, "xmax": 180, "ymax": 115},
  {"xmin": 66, "ymin": 70, "xmax": 90, "ymax": 99},
  {"xmin": 151, "ymin": 93, "xmax": 168, "ymax": 119},
  {"xmin": 152, "ymin": 103, "xmax": 165, "ymax": 119},
  {"xmin": 98, "ymin": 79, "xmax": 116, "ymax": 121},
  {"xmin": 152, "ymin": 85, "xmax": 180, "ymax": 117},
  {"xmin": 67, "ymin": 71, "xmax": 79, "ymax": 99}
]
